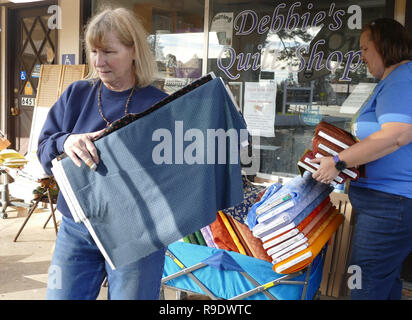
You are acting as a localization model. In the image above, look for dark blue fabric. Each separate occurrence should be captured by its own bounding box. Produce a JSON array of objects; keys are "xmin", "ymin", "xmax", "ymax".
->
[
  {"xmin": 53, "ymin": 77, "xmax": 246, "ymax": 269},
  {"xmin": 202, "ymin": 251, "xmax": 245, "ymax": 273},
  {"xmin": 221, "ymin": 176, "xmax": 266, "ymax": 223},
  {"xmin": 37, "ymin": 79, "xmax": 167, "ymax": 219},
  {"xmin": 348, "ymin": 185, "xmax": 412, "ymax": 300}
]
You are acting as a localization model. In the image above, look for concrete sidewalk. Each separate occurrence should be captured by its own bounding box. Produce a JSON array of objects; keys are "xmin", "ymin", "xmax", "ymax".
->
[{"xmin": 0, "ymin": 206, "xmax": 106, "ymax": 300}]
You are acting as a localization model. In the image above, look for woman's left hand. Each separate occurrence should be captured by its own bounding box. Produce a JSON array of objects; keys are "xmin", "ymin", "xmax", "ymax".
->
[{"xmin": 309, "ymin": 156, "xmax": 340, "ymax": 185}]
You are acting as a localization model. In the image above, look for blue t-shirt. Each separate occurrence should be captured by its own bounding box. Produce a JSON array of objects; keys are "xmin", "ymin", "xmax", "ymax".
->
[
  {"xmin": 351, "ymin": 62, "xmax": 412, "ymax": 198},
  {"xmin": 37, "ymin": 79, "xmax": 168, "ymax": 219}
]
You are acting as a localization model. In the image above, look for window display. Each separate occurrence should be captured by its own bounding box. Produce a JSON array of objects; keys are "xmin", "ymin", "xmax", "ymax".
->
[
  {"xmin": 91, "ymin": 0, "xmax": 393, "ymax": 179},
  {"xmin": 208, "ymin": 0, "xmax": 391, "ymax": 178}
]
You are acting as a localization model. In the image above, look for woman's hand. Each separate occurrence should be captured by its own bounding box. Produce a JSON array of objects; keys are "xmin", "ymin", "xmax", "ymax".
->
[
  {"xmin": 310, "ymin": 156, "xmax": 340, "ymax": 185},
  {"xmin": 63, "ymin": 129, "xmax": 105, "ymax": 169}
]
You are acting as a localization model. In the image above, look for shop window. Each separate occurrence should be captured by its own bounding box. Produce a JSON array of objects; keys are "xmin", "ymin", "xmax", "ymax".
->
[
  {"xmin": 92, "ymin": 0, "xmax": 204, "ymax": 93},
  {"xmin": 207, "ymin": 0, "xmax": 392, "ymax": 179}
]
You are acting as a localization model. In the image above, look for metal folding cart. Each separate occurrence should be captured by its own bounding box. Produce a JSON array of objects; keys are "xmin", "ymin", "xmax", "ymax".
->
[{"xmin": 162, "ymin": 241, "xmax": 326, "ymax": 300}]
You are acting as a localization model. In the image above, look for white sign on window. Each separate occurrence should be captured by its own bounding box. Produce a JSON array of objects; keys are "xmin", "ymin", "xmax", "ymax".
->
[{"xmin": 243, "ymin": 82, "xmax": 276, "ymax": 137}]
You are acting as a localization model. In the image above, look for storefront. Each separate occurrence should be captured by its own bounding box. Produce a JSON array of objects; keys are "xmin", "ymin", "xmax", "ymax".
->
[
  {"xmin": 0, "ymin": 0, "xmax": 411, "ymax": 285},
  {"xmin": 0, "ymin": 0, "xmax": 407, "ymax": 176},
  {"xmin": 85, "ymin": 0, "xmax": 400, "ymax": 182}
]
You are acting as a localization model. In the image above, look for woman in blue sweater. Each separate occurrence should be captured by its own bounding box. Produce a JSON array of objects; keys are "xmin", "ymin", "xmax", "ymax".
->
[
  {"xmin": 38, "ymin": 8, "xmax": 168, "ymax": 300},
  {"xmin": 311, "ymin": 19, "xmax": 412, "ymax": 299}
]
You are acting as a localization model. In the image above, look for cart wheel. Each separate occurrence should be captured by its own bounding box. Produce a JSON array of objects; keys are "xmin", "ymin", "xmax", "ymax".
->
[{"xmin": 1, "ymin": 212, "xmax": 8, "ymax": 219}]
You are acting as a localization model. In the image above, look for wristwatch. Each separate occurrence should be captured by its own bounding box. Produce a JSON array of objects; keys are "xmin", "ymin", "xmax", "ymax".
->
[{"xmin": 333, "ymin": 155, "xmax": 347, "ymax": 171}]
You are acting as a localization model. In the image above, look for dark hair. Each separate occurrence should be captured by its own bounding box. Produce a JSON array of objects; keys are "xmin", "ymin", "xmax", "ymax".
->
[{"xmin": 362, "ymin": 18, "xmax": 412, "ymax": 67}]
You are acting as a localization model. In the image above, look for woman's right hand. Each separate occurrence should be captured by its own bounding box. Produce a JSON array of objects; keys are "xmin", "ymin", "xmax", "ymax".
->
[{"xmin": 63, "ymin": 129, "xmax": 105, "ymax": 169}]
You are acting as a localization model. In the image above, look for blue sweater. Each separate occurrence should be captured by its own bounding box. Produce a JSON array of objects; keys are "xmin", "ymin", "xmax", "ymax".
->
[{"xmin": 37, "ymin": 79, "xmax": 168, "ymax": 219}]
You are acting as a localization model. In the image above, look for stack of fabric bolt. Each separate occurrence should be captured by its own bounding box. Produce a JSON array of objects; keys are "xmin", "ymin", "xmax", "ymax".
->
[
  {"xmin": 182, "ymin": 176, "xmax": 273, "ymax": 262},
  {"xmin": 246, "ymin": 171, "xmax": 344, "ymax": 274},
  {"xmin": 297, "ymin": 121, "xmax": 361, "ymax": 185}
]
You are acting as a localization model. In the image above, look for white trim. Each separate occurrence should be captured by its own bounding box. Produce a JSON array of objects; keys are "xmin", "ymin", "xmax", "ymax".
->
[
  {"xmin": 318, "ymin": 130, "xmax": 349, "ymax": 149},
  {"xmin": 270, "ymin": 236, "xmax": 308, "ymax": 260},
  {"xmin": 51, "ymin": 158, "xmax": 86, "ymax": 223},
  {"xmin": 260, "ymin": 222, "xmax": 296, "ymax": 243},
  {"xmin": 275, "ymin": 251, "xmax": 313, "ymax": 273},
  {"xmin": 272, "ymin": 243, "xmax": 308, "ymax": 265}
]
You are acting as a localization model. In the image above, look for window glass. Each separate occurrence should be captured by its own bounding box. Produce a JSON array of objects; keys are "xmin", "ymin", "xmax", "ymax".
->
[
  {"xmin": 92, "ymin": 0, "xmax": 205, "ymax": 94},
  {"xmin": 208, "ymin": 0, "xmax": 391, "ymax": 179}
]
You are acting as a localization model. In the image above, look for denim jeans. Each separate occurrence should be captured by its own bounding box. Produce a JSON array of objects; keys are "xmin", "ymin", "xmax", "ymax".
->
[
  {"xmin": 348, "ymin": 185, "xmax": 412, "ymax": 300},
  {"xmin": 46, "ymin": 216, "xmax": 166, "ymax": 300}
]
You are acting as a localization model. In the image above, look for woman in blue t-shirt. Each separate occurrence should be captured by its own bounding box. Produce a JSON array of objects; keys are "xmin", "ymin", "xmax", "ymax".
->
[
  {"xmin": 311, "ymin": 18, "xmax": 412, "ymax": 300},
  {"xmin": 38, "ymin": 8, "xmax": 168, "ymax": 300}
]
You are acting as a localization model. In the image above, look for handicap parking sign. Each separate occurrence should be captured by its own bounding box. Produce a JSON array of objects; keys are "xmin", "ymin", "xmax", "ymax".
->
[{"xmin": 20, "ymin": 71, "xmax": 27, "ymax": 81}]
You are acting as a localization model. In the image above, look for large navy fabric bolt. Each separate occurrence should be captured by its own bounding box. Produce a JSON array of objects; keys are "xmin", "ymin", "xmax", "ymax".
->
[{"xmin": 52, "ymin": 77, "xmax": 247, "ymax": 269}]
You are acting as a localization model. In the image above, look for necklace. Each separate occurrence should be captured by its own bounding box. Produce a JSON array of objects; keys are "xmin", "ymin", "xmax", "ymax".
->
[{"xmin": 97, "ymin": 80, "xmax": 136, "ymax": 127}]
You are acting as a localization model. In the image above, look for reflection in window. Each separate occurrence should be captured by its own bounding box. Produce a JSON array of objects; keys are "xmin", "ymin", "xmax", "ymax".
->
[
  {"xmin": 92, "ymin": 0, "xmax": 204, "ymax": 94},
  {"xmin": 208, "ymin": 0, "xmax": 390, "ymax": 178}
]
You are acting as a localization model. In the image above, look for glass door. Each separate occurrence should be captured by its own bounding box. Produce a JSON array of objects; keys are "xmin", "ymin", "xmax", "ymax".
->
[{"xmin": 8, "ymin": 4, "xmax": 58, "ymax": 154}]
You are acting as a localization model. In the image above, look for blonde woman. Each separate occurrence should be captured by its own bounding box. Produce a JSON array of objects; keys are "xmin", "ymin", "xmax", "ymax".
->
[{"xmin": 38, "ymin": 7, "xmax": 168, "ymax": 300}]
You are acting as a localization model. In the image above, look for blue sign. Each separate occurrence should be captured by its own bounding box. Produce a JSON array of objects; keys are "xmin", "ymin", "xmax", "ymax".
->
[
  {"xmin": 302, "ymin": 110, "xmax": 322, "ymax": 126},
  {"xmin": 20, "ymin": 71, "xmax": 27, "ymax": 81},
  {"xmin": 32, "ymin": 64, "xmax": 41, "ymax": 78},
  {"xmin": 62, "ymin": 54, "xmax": 75, "ymax": 65}
]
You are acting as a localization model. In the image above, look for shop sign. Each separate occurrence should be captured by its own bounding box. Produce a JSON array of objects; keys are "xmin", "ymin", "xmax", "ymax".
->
[
  {"xmin": 211, "ymin": 12, "xmax": 233, "ymax": 46},
  {"xmin": 24, "ymin": 82, "xmax": 33, "ymax": 96},
  {"xmin": 62, "ymin": 54, "xmax": 75, "ymax": 65},
  {"xmin": 20, "ymin": 71, "xmax": 27, "ymax": 81},
  {"xmin": 32, "ymin": 64, "xmax": 41, "ymax": 78},
  {"xmin": 217, "ymin": 2, "xmax": 363, "ymax": 82},
  {"xmin": 243, "ymin": 82, "xmax": 276, "ymax": 137},
  {"xmin": 302, "ymin": 110, "xmax": 322, "ymax": 126}
]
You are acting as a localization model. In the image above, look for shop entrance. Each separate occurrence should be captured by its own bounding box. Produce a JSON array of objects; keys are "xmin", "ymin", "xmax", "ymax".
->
[{"xmin": 7, "ymin": 3, "xmax": 57, "ymax": 154}]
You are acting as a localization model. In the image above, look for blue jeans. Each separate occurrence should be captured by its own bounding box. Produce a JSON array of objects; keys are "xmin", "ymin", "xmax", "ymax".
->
[
  {"xmin": 46, "ymin": 216, "xmax": 166, "ymax": 300},
  {"xmin": 348, "ymin": 186, "xmax": 412, "ymax": 300}
]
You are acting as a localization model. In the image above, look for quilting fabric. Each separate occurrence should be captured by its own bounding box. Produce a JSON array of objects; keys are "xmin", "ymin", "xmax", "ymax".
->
[
  {"xmin": 218, "ymin": 211, "xmax": 247, "ymax": 255},
  {"xmin": 312, "ymin": 135, "xmax": 346, "ymax": 156},
  {"xmin": 263, "ymin": 198, "xmax": 331, "ymax": 250},
  {"xmin": 268, "ymin": 206, "xmax": 336, "ymax": 261},
  {"xmin": 273, "ymin": 212, "xmax": 344, "ymax": 274},
  {"xmin": 228, "ymin": 215, "xmax": 272, "ymax": 262},
  {"xmin": 200, "ymin": 226, "xmax": 218, "ymax": 248},
  {"xmin": 298, "ymin": 150, "xmax": 348, "ymax": 184},
  {"xmin": 222, "ymin": 176, "xmax": 266, "ymax": 223},
  {"xmin": 51, "ymin": 76, "xmax": 246, "ymax": 269},
  {"xmin": 311, "ymin": 121, "xmax": 363, "ymax": 179},
  {"xmin": 94, "ymin": 74, "xmax": 215, "ymax": 140},
  {"xmin": 258, "ymin": 187, "xmax": 332, "ymax": 244},
  {"xmin": 227, "ymin": 217, "xmax": 254, "ymax": 257},
  {"xmin": 314, "ymin": 121, "xmax": 357, "ymax": 147},
  {"xmin": 248, "ymin": 171, "xmax": 333, "ymax": 238},
  {"xmin": 194, "ymin": 230, "xmax": 207, "ymax": 246},
  {"xmin": 210, "ymin": 212, "xmax": 240, "ymax": 253}
]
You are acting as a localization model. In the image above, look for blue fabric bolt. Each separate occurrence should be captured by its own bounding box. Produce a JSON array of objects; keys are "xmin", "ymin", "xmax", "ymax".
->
[
  {"xmin": 52, "ymin": 77, "xmax": 247, "ymax": 269},
  {"xmin": 247, "ymin": 171, "xmax": 333, "ymax": 235}
]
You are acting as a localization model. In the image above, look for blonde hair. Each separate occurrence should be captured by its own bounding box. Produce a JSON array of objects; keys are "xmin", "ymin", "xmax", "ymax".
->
[{"xmin": 84, "ymin": 7, "xmax": 156, "ymax": 87}]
